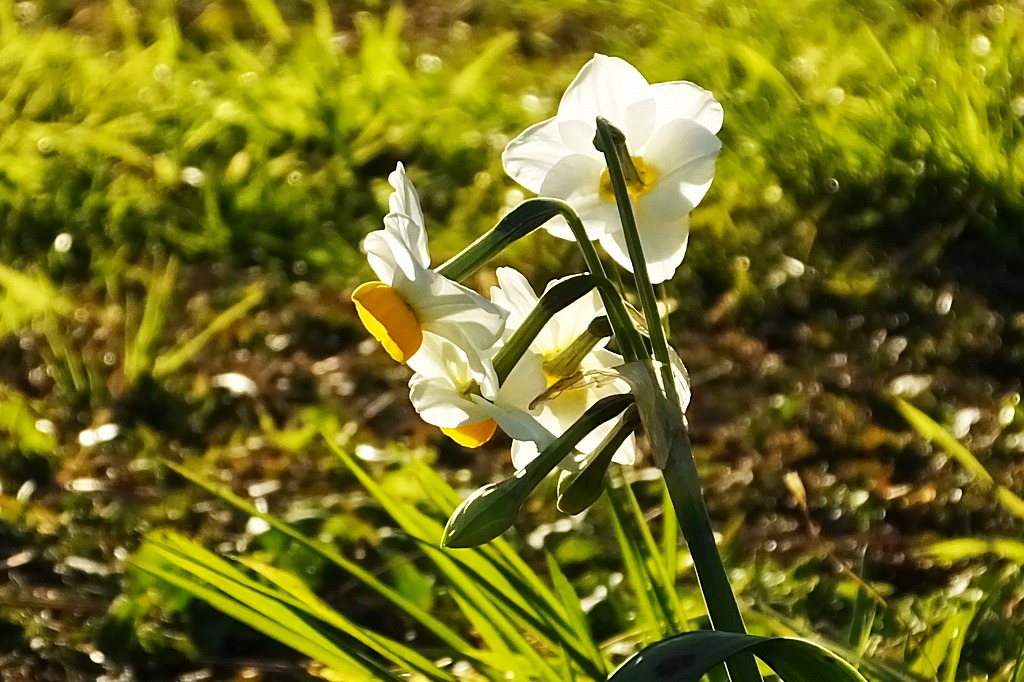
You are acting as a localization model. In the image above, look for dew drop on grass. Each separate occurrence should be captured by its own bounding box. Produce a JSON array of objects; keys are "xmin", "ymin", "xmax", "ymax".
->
[
  {"xmin": 37, "ymin": 137, "xmax": 53, "ymax": 154},
  {"xmin": 825, "ymin": 177, "xmax": 840, "ymax": 193},
  {"xmin": 416, "ymin": 53, "xmax": 443, "ymax": 73},
  {"xmin": 1012, "ymin": 96, "xmax": 1024, "ymax": 117},
  {"xmin": 152, "ymin": 63, "xmax": 172, "ymax": 83},
  {"xmin": 827, "ymin": 86, "xmax": 845, "ymax": 105},
  {"xmin": 971, "ymin": 34, "xmax": 991, "ymax": 56},
  {"xmin": 181, "ymin": 166, "xmax": 205, "ymax": 187},
  {"xmin": 53, "ymin": 232, "xmax": 72, "ymax": 253}
]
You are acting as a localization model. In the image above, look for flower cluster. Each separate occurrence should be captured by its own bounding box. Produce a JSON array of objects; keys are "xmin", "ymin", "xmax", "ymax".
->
[{"xmin": 352, "ymin": 53, "xmax": 721, "ymax": 516}]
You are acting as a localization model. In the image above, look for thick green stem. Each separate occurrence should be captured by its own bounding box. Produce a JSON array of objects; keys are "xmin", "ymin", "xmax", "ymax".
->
[
  {"xmin": 594, "ymin": 117, "xmax": 762, "ymax": 682},
  {"xmin": 593, "ymin": 118, "xmax": 675, "ymax": 398},
  {"xmin": 547, "ymin": 199, "xmax": 646, "ymax": 363}
]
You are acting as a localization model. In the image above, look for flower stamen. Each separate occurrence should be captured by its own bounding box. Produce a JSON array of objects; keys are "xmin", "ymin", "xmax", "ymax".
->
[{"xmin": 599, "ymin": 156, "xmax": 657, "ymax": 202}]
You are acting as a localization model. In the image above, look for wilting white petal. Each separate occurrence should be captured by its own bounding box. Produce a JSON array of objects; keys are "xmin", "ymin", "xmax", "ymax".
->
[{"xmin": 387, "ymin": 164, "xmax": 427, "ymax": 243}]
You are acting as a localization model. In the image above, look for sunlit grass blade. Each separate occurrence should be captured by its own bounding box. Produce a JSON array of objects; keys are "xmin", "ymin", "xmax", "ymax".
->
[
  {"xmin": 605, "ymin": 471, "xmax": 670, "ymax": 643},
  {"xmin": 895, "ymin": 398, "xmax": 1024, "ymax": 521},
  {"xmin": 142, "ymin": 532, "xmax": 455, "ymax": 680},
  {"xmin": 133, "ymin": 534, "xmax": 398, "ymax": 681},
  {"xmin": 237, "ymin": 558, "xmax": 456, "ymax": 681},
  {"xmin": 920, "ymin": 537, "xmax": 1024, "ymax": 564},
  {"xmin": 910, "ymin": 603, "xmax": 978, "ymax": 681},
  {"xmin": 162, "ymin": 460, "xmax": 479, "ymax": 660},
  {"xmin": 606, "ymin": 468, "xmax": 683, "ymax": 634},
  {"xmin": 152, "ymin": 282, "xmax": 264, "ymax": 378},
  {"xmin": 125, "ymin": 258, "xmax": 177, "ymax": 384},
  {"xmin": 406, "ymin": 456, "xmax": 604, "ymax": 678},
  {"xmin": 748, "ymin": 608, "xmax": 919, "ymax": 682},
  {"xmin": 545, "ymin": 552, "xmax": 608, "ymax": 678},
  {"xmin": 326, "ymin": 440, "xmax": 565, "ymax": 682}
]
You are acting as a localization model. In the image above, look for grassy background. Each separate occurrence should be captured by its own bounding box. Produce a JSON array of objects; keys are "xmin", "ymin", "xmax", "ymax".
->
[{"xmin": 2, "ymin": 0, "xmax": 1024, "ymax": 680}]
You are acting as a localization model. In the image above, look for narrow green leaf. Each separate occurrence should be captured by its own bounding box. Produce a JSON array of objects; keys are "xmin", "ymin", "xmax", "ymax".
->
[
  {"xmin": 327, "ymin": 442, "xmax": 564, "ymax": 682},
  {"xmin": 153, "ymin": 283, "xmax": 264, "ymax": 378},
  {"xmin": 896, "ymin": 398, "xmax": 1024, "ymax": 521},
  {"xmin": 608, "ymin": 631, "xmax": 868, "ymax": 682},
  {"xmin": 162, "ymin": 460, "xmax": 476, "ymax": 658},
  {"xmin": 133, "ymin": 546, "xmax": 392, "ymax": 680},
  {"xmin": 545, "ymin": 553, "xmax": 607, "ymax": 678}
]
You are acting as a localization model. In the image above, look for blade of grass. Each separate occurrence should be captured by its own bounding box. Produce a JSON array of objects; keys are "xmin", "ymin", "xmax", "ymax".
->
[
  {"xmin": 152, "ymin": 282, "xmax": 264, "ymax": 378},
  {"xmin": 162, "ymin": 460, "xmax": 478, "ymax": 659},
  {"xmin": 328, "ymin": 440, "xmax": 565, "ymax": 682},
  {"xmin": 895, "ymin": 398, "xmax": 1024, "ymax": 521},
  {"xmin": 125, "ymin": 258, "xmax": 177, "ymax": 383},
  {"xmin": 133, "ymin": 545, "xmax": 393, "ymax": 680}
]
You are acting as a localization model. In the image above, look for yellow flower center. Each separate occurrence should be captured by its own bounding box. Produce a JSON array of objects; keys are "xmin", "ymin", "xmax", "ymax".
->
[
  {"xmin": 351, "ymin": 281, "xmax": 423, "ymax": 363},
  {"xmin": 441, "ymin": 419, "xmax": 498, "ymax": 448},
  {"xmin": 598, "ymin": 156, "xmax": 657, "ymax": 202}
]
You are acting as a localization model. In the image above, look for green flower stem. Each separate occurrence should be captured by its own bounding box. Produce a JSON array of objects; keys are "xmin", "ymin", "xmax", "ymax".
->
[
  {"xmin": 492, "ymin": 273, "xmax": 599, "ymax": 384},
  {"xmin": 437, "ymin": 199, "xmax": 561, "ymax": 282},
  {"xmin": 546, "ymin": 198, "xmax": 646, "ymax": 363},
  {"xmin": 436, "ymin": 195, "xmax": 644, "ymax": 364},
  {"xmin": 593, "ymin": 117, "xmax": 675, "ymax": 398},
  {"xmin": 594, "ymin": 117, "xmax": 762, "ymax": 682},
  {"xmin": 442, "ymin": 393, "xmax": 636, "ymax": 548}
]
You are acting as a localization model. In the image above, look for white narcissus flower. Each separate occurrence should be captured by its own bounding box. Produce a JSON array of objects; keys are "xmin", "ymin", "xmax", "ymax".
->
[
  {"xmin": 409, "ymin": 334, "xmax": 554, "ymax": 449},
  {"xmin": 502, "ymin": 54, "xmax": 723, "ymax": 283},
  {"xmin": 490, "ymin": 267, "xmax": 637, "ymax": 469},
  {"xmin": 352, "ymin": 163, "xmax": 506, "ymax": 392}
]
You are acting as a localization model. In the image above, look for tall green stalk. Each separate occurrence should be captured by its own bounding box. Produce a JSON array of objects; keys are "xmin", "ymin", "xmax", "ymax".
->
[{"xmin": 594, "ymin": 117, "xmax": 763, "ymax": 682}]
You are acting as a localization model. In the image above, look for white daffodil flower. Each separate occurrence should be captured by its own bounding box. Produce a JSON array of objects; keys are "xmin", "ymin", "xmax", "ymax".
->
[
  {"xmin": 352, "ymin": 163, "xmax": 506, "ymax": 391},
  {"xmin": 409, "ymin": 334, "xmax": 554, "ymax": 449},
  {"xmin": 490, "ymin": 267, "xmax": 637, "ymax": 469},
  {"xmin": 502, "ymin": 54, "xmax": 723, "ymax": 283}
]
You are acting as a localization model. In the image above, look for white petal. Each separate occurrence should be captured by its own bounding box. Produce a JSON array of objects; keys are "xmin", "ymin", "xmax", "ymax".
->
[
  {"xmin": 361, "ymin": 231, "xmax": 395, "ymax": 283},
  {"xmin": 382, "ymin": 211, "xmax": 430, "ymax": 269},
  {"xmin": 649, "ymin": 81, "xmax": 724, "ymax": 134},
  {"xmin": 599, "ymin": 212, "xmax": 690, "ymax": 284},
  {"xmin": 538, "ymin": 155, "xmax": 617, "ymax": 240},
  {"xmin": 387, "ymin": 163, "xmax": 426, "ymax": 232},
  {"xmin": 611, "ymin": 432, "xmax": 637, "ymax": 466},
  {"xmin": 490, "ymin": 267, "xmax": 540, "ymax": 332},
  {"xmin": 641, "ymin": 119, "xmax": 721, "ymax": 218},
  {"xmin": 540, "ymin": 278, "xmax": 605, "ymax": 352},
  {"xmin": 479, "ymin": 400, "xmax": 554, "ymax": 445},
  {"xmin": 557, "ymin": 55, "xmax": 657, "ymax": 150},
  {"xmin": 409, "ymin": 374, "xmax": 485, "ymax": 428},
  {"xmin": 497, "ymin": 350, "xmax": 548, "ymax": 411},
  {"xmin": 511, "ymin": 439, "xmax": 540, "ymax": 470},
  {"xmin": 502, "ymin": 118, "xmax": 571, "ymax": 194}
]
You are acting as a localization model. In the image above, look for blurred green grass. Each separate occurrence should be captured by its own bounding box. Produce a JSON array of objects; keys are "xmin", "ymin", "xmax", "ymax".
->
[{"xmin": 1, "ymin": 1, "xmax": 1021, "ymax": 285}]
